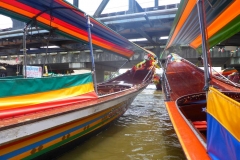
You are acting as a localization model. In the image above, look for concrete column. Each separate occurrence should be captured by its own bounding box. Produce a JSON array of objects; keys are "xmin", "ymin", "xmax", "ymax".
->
[
  {"xmin": 128, "ymin": 0, "xmax": 136, "ymax": 13},
  {"xmin": 95, "ymin": 69, "xmax": 105, "ymax": 83},
  {"xmin": 154, "ymin": 46, "xmax": 161, "ymax": 58},
  {"xmin": 12, "ymin": 19, "xmax": 25, "ymax": 30},
  {"xmin": 154, "ymin": 0, "xmax": 158, "ymax": 9}
]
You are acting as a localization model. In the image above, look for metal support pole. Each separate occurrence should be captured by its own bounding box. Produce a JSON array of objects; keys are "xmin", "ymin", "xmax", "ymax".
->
[
  {"xmin": 23, "ymin": 27, "xmax": 27, "ymax": 78},
  {"xmin": 197, "ymin": 0, "xmax": 210, "ymax": 91},
  {"xmin": 86, "ymin": 15, "xmax": 98, "ymax": 94}
]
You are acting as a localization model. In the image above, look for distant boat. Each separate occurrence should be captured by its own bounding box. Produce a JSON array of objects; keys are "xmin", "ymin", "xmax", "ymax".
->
[
  {"xmin": 162, "ymin": 0, "xmax": 240, "ymax": 159},
  {"xmin": 218, "ymin": 68, "xmax": 237, "ymax": 77},
  {"xmin": 153, "ymin": 74, "xmax": 162, "ymax": 90},
  {"xmin": 0, "ymin": 1, "xmax": 158, "ymax": 159}
]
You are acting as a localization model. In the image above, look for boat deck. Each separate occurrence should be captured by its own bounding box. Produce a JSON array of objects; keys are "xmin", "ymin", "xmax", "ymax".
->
[{"xmin": 166, "ymin": 60, "xmax": 205, "ymax": 101}]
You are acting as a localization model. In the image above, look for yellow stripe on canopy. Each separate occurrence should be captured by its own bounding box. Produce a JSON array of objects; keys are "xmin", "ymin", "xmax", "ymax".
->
[
  {"xmin": 207, "ymin": 87, "xmax": 240, "ymax": 141},
  {"xmin": 0, "ymin": 83, "xmax": 95, "ymax": 110}
]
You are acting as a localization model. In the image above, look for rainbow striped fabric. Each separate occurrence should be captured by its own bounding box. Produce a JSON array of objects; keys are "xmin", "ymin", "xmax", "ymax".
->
[
  {"xmin": 0, "ymin": 0, "xmax": 146, "ymax": 58},
  {"xmin": 166, "ymin": 0, "xmax": 240, "ymax": 49},
  {"xmin": 0, "ymin": 73, "xmax": 98, "ymax": 119}
]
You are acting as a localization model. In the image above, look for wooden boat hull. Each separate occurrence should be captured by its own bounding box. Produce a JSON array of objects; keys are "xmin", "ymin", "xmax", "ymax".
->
[
  {"xmin": 0, "ymin": 87, "xmax": 145, "ymax": 160},
  {"xmin": 0, "ymin": 50, "xmax": 156, "ymax": 160}
]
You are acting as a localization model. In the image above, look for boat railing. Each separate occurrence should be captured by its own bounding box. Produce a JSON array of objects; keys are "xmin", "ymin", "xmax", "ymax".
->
[
  {"xmin": 210, "ymin": 65, "xmax": 240, "ymax": 87},
  {"xmin": 159, "ymin": 59, "xmax": 171, "ymax": 100}
]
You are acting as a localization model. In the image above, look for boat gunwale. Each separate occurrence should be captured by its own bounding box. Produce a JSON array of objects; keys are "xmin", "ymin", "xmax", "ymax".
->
[{"xmin": 165, "ymin": 101, "xmax": 210, "ymax": 160}]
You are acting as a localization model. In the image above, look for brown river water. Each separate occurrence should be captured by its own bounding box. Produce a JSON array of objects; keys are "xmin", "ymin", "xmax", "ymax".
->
[{"xmin": 57, "ymin": 84, "xmax": 185, "ymax": 160}]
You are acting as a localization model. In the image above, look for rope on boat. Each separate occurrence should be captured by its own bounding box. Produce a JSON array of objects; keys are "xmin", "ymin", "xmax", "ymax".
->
[{"xmin": 142, "ymin": 66, "xmax": 154, "ymax": 83}]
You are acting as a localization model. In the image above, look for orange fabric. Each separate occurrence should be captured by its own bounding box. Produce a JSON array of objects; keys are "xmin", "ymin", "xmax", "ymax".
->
[
  {"xmin": 165, "ymin": 101, "xmax": 210, "ymax": 160},
  {"xmin": 166, "ymin": 1, "xmax": 196, "ymax": 49},
  {"xmin": 190, "ymin": 0, "xmax": 240, "ymax": 48}
]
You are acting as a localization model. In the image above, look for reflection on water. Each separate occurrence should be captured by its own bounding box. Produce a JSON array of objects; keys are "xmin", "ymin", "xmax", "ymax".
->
[{"xmin": 57, "ymin": 84, "xmax": 185, "ymax": 160}]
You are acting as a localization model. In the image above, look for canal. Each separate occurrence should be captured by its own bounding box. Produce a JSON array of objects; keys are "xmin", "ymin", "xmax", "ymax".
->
[{"xmin": 57, "ymin": 84, "xmax": 185, "ymax": 160}]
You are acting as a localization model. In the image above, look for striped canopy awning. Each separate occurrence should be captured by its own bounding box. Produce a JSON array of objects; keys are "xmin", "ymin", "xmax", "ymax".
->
[
  {"xmin": 0, "ymin": 0, "xmax": 148, "ymax": 58},
  {"xmin": 166, "ymin": 0, "xmax": 240, "ymax": 49}
]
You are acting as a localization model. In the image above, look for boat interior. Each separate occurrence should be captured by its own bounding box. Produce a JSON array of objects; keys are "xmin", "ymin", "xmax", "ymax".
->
[
  {"xmin": 176, "ymin": 90, "xmax": 240, "ymax": 143},
  {"xmin": 98, "ymin": 69, "xmax": 153, "ymax": 96},
  {"xmin": 164, "ymin": 57, "xmax": 240, "ymax": 143},
  {"xmin": 176, "ymin": 93, "xmax": 207, "ymax": 141},
  {"xmin": 97, "ymin": 84, "xmax": 132, "ymax": 95}
]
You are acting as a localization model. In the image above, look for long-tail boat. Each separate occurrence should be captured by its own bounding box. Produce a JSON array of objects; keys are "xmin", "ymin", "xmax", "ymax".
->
[
  {"xmin": 162, "ymin": 0, "xmax": 240, "ymax": 159},
  {"xmin": 0, "ymin": 1, "xmax": 158, "ymax": 159}
]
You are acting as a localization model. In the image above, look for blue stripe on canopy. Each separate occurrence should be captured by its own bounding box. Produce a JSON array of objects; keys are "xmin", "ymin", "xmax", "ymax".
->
[{"xmin": 207, "ymin": 114, "xmax": 240, "ymax": 160}]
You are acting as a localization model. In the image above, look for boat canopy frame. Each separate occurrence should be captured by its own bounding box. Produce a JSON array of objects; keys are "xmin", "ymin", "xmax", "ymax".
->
[{"xmin": 20, "ymin": 6, "xmax": 99, "ymax": 94}]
